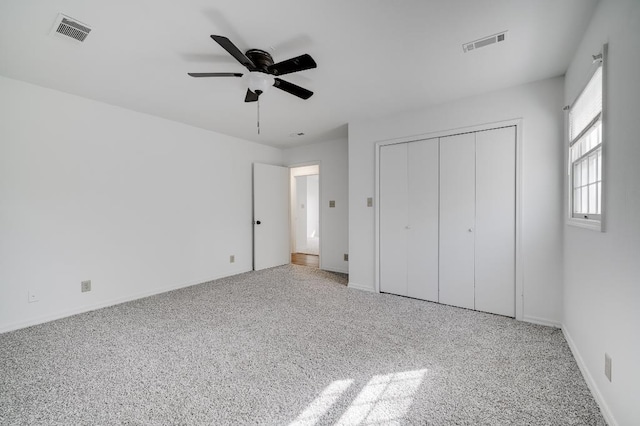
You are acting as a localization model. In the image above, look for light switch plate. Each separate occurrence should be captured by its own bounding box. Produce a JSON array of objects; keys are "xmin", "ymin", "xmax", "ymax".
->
[
  {"xmin": 329, "ymin": 200, "xmax": 336, "ymax": 208},
  {"xmin": 367, "ymin": 197, "xmax": 373, "ymax": 207}
]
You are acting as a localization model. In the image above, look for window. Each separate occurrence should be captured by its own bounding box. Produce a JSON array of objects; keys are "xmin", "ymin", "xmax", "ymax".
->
[{"xmin": 568, "ymin": 59, "xmax": 603, "ymax": 230}]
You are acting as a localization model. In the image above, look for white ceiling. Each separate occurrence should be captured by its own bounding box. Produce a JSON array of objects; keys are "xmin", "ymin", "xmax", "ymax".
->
[{"xmin": 0, "ymin": 0, "xmax": 598, "ymax": 148}]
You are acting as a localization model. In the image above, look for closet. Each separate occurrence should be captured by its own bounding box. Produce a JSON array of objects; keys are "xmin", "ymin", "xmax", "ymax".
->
[{"xmin": 379, "ymin": 126, "xmax": 516, "ymax": 317}]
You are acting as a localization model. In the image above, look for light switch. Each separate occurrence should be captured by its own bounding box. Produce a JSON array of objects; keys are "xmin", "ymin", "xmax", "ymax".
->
[{"xmin": 367, "ymin": 197, "xmax": 373, "ymax": 207}]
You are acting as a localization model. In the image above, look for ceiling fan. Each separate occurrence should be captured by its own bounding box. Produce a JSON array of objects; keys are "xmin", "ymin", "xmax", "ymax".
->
[{"xmin": 188, "ymin": 35, "xmax": 317, "ymax": 102}]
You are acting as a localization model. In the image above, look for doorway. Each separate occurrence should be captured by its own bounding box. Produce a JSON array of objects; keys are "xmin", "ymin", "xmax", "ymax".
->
[{"xmin": 290, "ymin": 165, "xmax": 320, "ymax": 268}]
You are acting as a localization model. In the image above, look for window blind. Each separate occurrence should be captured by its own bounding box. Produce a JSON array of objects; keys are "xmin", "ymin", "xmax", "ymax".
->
[{"xmin": 569, "ymin": 66, "xmax": 602, "ymax": 143}]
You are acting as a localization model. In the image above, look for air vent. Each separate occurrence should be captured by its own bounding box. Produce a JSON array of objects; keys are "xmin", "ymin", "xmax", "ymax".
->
[
  {"xmin": 50, "ymin": 13, "xmax": 91, "ymax": 43},
  {"xmin": 463, "ymin": 31, "xmax": 507, "ymax": 53}
]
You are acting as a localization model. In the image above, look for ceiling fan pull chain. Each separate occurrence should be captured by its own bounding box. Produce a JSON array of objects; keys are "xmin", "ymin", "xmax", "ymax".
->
[{"xmin": 257, "ymin": 97, "xmax": 260, "ymax": 135}]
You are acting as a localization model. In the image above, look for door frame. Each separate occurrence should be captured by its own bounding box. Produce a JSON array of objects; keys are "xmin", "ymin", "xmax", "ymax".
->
[
  {"xmin": 374, "ymin": 118, "xmax": 524, "ymax": 321},
  {"xmin": 288, "ymin": 161, "xmax": 322, "ymax": 269}
]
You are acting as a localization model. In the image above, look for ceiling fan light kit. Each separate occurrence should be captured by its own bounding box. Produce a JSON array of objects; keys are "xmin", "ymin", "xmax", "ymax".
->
[{"xmin": 247, "ymin": 72, "xmax": 275, "ymax": 95}]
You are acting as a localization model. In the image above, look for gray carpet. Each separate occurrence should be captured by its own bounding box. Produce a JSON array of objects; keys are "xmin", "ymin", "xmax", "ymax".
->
[{"xmin": 0, "ymin": 265, "xmax": 605, "ymax": 425}]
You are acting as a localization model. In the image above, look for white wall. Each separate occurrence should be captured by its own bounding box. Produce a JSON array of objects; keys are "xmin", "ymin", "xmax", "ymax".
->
[
  {"xmin": 283, "ymin": 139, "xmax": 349, "ymax": 273},
  {"xmin": 295, "ymin": 176, "xmax": 309, "ymax": 252},
  {"xmin": 0, "ymin": 76, "xmax": 282, "ymax": 332},
  {"xmin": 348, "ymin": 76, "xmax": 565, "ymax": 325},
  {"xmin": 306, "ymin": 175, "xmax": 320, "ymax": 240},
  {"xmin": 563, "ymin": 1, "xmax": 640, "ymax": 425}
]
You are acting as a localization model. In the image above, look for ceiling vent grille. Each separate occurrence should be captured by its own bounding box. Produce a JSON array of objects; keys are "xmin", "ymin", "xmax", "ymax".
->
[
  {"xmin": 463, "ymin": 31, "xmax": 507, "ymax": 53},
  {"xmin": 50, "ymin": 14, "xmax": 91, "ymax": 43}
]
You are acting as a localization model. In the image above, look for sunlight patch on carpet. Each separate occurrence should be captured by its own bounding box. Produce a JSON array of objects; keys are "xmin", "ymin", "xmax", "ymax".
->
[
  {"xmin": 336, "ymin": 369, "xmax": 428, "ymax": 425},
  {"xmin": 289, "ymin": 379, "xmax": 354, "ymax": 426}
]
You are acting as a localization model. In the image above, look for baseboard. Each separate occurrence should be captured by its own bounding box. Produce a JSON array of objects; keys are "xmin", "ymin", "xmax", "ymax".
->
[
  {"xmin": 347, "ymin": 282, "xmax": 374, "ymax": 292},
  {"xmin": 562, "ymin": 325, "xmax": 617, "ymax": 426},
  {"xmin": 321, "ymin": 266, "xmax": 349, "ymax": 274},
  {"xmin": 0, "ymin": 268, "xmax": 252, "ymax": 334},
  {"xmin": 522, "ymin": 315, "xmax": 561, "ymax": 328}
]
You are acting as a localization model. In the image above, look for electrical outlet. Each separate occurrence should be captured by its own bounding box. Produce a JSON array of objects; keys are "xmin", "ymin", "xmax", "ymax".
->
[
  {"xmin": 605, "ymin": 353, "xmax": 612, "ymax": 382},
  {"xmin": 28, "ymin": 290, "xmax": 39, "ymax": 303},
  {"xmin": 367, "ymin": 197, "xmax": 373, "ymax": 207},
  {"xmin": 81, "ymin": 280, "xmax": 91, "ymax": 293},
  {"xmin": 230, "ymin": 255, "xmax": 235, "ymax": 263},
  {"xmin": 344, "ymin": 253, "xmax": 349, "ymax": 261},
  {"xmin": 329, "ymin": 200, "xmax": 336, "ymax": 208}
]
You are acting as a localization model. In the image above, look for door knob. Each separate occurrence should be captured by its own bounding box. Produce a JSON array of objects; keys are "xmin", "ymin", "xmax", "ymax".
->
[
  {"xmin": 405, "ymin": 225, "xmax": 411, "ymax": 230},
  {"xmin": 256, "ymin": 220, "xmax": 261, "ymax": 225},
  {"xmin": 468, "ymin": 228, "xmax": 473, "ymax": 232}
]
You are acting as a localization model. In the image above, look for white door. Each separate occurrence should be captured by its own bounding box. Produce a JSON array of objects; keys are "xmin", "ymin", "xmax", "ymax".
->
[
  {"xmin": 407, "ymin": 139, "xmax": 439, "ymax": 302},
  {"xmin": 379, "ymin": 143, "xmax": 408, "ymax": 296},
  {"xmin": 253, "ymin": 163, "xmax": 290, "ymax": 270},
  {"xmin": 439, "ymin": 133, "xmax": 476, "ymax": 310},
  {"xmin": 475, "ymin": 127, "xmax": 516, "ymax": 316}
]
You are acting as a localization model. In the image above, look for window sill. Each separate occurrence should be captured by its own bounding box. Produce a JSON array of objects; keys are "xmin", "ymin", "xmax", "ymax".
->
[{"xmin": 567, "ymin": 217, "xmax": 602, "ymax": 232}]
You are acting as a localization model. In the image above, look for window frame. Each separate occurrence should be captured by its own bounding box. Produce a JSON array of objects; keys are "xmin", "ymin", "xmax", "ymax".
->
[{"xmin": 567, "ymin": 45, "xmax": 607, "ymax": 232}]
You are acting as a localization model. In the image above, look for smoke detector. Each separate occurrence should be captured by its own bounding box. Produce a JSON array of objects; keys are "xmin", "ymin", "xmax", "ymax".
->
[
  {"xmin": 463, "ymin": 31, "xmax": 507, "ymax": 53},
  {"xmin": 50, "ymin": 13, "xmax": 92, "ymax": 43}
]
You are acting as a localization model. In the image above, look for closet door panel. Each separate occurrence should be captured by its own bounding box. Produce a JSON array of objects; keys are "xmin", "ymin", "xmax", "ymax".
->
[
  {"xmin": 379, "ymin": 144, "xmax": 408, "ymax": 296},
  {"xmin": 439, "ymin": 133, "xmax": 476, "ymax": 310},
  {"xmin": 475, "ymin": 127, "xmax": 516, "ymax": 317},
  {"xmin": 407, "ymin": 139, "xmax": 439, "ymax": 302}
]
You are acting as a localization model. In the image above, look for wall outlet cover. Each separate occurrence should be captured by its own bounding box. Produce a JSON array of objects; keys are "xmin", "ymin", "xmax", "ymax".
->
[
  {"xmin": 344, "ymin": 253, "xmax": 349, "ymax": 261},
  {"xmin": 81, "ymin": 280, "xmax": 91, "ymax": 292},
  {"xmin": 230, "ymin": 255, "xmax": 235, "ymax": 263}
]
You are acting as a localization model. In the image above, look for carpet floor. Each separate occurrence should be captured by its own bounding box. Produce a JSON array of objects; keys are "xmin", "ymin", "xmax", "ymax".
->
[{"xmin": 0, "ymin": 265, "xmax": 605, "ymax": 425}]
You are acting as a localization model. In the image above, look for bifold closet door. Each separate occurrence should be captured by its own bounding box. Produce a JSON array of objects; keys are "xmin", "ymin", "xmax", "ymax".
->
[
  {"xmin": 407, "ymin": 139, "xmax": 439, "ymax": 301},
  {"xmin": 475, "ymin": 127, "xmax": 516, "ymax": 317},
  {"xmin": 439, "ymin": 133, "xmax": 476, "ymax": 310},
  {"xmin": 379, "ymin": 143, "xmax": 408, "ymax": 296}
]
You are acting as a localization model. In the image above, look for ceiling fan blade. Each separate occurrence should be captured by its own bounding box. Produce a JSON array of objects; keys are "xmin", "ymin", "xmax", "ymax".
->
[
  {"xmin": 273, "ymin": 78, "xmax": 313, "ymax": 100},
  {"xmin": 187, "ymin": 72, "xmax": 243, "ymax": 77},
  {"xmin": 245, "ymin": 89, "xmax": 259, "ymax": 103},
  {"xmin": 210, "ymin": 35, "xmax": 256, "ymax": 70},
  {"xmin": 267, "ymin": 54, "xmax": 317, "ymax": 76}
]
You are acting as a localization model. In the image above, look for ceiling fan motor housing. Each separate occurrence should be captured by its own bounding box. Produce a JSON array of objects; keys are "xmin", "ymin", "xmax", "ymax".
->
[{"xmin": 245, "ymin": 49, "xmax": 274, "ymax": 71}]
